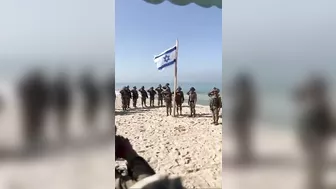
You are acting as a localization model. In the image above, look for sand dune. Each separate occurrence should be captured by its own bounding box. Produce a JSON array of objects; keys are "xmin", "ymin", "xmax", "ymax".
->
[{"xmin": 115, "ymin": 96, "xmax": 222, "ymax": 188}]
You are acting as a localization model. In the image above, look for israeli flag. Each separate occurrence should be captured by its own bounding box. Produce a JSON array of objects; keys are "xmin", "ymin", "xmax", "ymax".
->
[{"xmin": 154, "ymin": 46, "xmax": 177, "ymax": 70}]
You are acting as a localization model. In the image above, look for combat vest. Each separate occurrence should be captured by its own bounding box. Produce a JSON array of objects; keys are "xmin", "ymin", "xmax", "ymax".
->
[{"xmin": 210, "ymin": 96, "xmax": 222, "ymax": 109}]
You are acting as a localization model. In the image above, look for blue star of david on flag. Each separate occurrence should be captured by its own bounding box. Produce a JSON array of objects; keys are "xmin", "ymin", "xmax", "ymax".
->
[{"xmin": 154, "ymin": 46, "xmax": 177, "ymax": 70}]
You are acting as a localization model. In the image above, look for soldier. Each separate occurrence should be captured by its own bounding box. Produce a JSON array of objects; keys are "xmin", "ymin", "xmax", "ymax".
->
[
  {"xmin": 147, "ymin": 87, "xmax": 157, "ymax": 107},
  {"xmin": 139, "ymin": 86, "xmax": 148, "ymax": 108},
  {"xmin": 187, "ymin": 87, "xmax": 197, "ymax": 117},
  {"xmin": 155, "ymin": 84, "xmax": 164, "ymax": 107},
  {"xmin": 174, "ymin": 86, "xmax": 184, "ymax": 115},
  {"xmin": 162, "ymin": 86, "xmax": 172, "ymax": 116},
  {"xmin": 208, "ymin": 87, "xmax": 220, "ymax": 97},
  {"xmin": 294, "ymin": 74, "xmax": 333, "ymax": 189},
  {"xmin": 120, "ymin": 87, "xmax": 128, "ymax": 111},
  {"xmin": 125, "ymin": 86, "xmax": 132, "ymax": 109},
  {"xmin": 131, "ymin": 86, "xmax": 139, "ymax": 108},
  {"xmin": 209, "ymin": 89, "xmax": 222, "ymax": 125},
  {"xmin": 165, "ymin": 83, "xmax": 171, "ymax": 92},
  {"xmin": 19, "ymin": 69, "xmax": 50, "ymax": 151},
  {"xmin": 52, "ymin": 72, "xmax": 72, "ymax": 140}
]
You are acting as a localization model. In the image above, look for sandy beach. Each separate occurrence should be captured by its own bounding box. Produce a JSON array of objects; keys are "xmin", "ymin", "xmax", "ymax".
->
[
  {"xmin": 0, "ymin": 84, "xmax": 114, "ymax": 189},
  {"xmin": 115, "ymin": 96, "xmax": 222, "ymax": 189},
  {"xmin": 222, "ymin": 119, "xmax": 336, "ymax": 189}
]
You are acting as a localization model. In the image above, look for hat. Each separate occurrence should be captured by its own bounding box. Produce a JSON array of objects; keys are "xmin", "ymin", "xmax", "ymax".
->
[
  {"xmin": 166, "ymin": 83, "xmax": 170, "ymax": 86},
  {"xmin": 190, "ymin": 87, "xmax": 195, "ymax": 91},
  {"xmin": 133, "ymin": 86, "xmax": 137, "ymax": 89}
]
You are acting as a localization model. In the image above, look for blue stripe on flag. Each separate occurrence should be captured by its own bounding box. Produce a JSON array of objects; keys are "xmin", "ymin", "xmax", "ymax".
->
[
  {"xmin": 158, "ymin": 60, "xmax": 175, "ymax": 70},
  {"xmin": 154, "ymin": 46, "xmax": 176, "ymax": 60}
]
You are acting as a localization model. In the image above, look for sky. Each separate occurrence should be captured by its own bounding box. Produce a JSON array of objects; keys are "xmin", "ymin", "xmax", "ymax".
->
[
  {"xmin": 115, "ymin": 0, "xmax": 222, "ymax": 83},
  {"xmin": 0, "ymin": 0, "xmax": 114, "ymax": 80},
  {"xmin": 223, "ymin": 0, "xmax": 336, "ymax": 86}
]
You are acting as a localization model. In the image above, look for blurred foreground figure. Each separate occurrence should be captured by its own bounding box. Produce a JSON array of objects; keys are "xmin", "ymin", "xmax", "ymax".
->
[
  {"xmin": 231, "ymin": 72, "xmax": 256, "ymax": 164},
  {"xmin": 80, "ymin": 72, "xmax": 100, "ymax": 127},
  {"xmin": 52, "ymin": 72, "xmax": 72, "ymax": 140},
  {"xmin": 115, "ymin": 126, "xmax": 183, "ymax": 189},
  {"xmin": 294, "ymin": 74, "xmax": 333, "ymax": 189},
  {"xmin": 106, "ymin": 75, "xmax": 115, "ymax": 114},
  {"xmin": 19, "ymin": 70, "xmax": 50, "ymax": 150}
]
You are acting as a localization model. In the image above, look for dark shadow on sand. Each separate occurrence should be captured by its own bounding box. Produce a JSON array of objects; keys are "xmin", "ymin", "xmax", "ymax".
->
[{"xmin": 115, "ymin": 108, "xmax": 150, "ymax": 115}]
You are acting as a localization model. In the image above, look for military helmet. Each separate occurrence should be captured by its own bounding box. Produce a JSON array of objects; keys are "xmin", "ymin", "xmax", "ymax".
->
[
  {"xmin": 177, "ymin": 86, "xmax": 182, "ymax": 90},
  {"xmin": 166, "ymin": 83, "xmax": 170, "ymax": 86},
  {"xmin": 141, "ymin": 86, "xmax": 144, "ymax": 89},
  {"xmin": 190, "ymin": 87, "xmax": 195, "ymax": 91},
  {"xmin": 133, "ymin": 86, "xmax": 137, "ymax": 89},
  {"xmin": 150, "ymin": 87, "xmax": 154, "ymax": 89},
  {"xmin": 158, "ymin": 84, "xmax": 162, "ymax": 87}
]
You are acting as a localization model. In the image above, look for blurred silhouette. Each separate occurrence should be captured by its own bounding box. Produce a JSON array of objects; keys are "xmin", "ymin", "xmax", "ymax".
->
[
  {"xmin": 294, "ymin": 74, "xmax": 334, "ymax": 189},
  {"xmin": 230, "ymin": 72, "xmax": 256, "ymax": 164},
  {"xmin": 115, "ymin": 126, "xmax": 156, "ymax": 189},
  {"xmin": 52, "ymin": 72, "xmax": 72, "ymax": 141},
  {"xmin": 105, "ymin": 75, "xmax": 115, "ymax": 114},
  {"xmin": 80, "ymin": 71, "xmax": 101, "ymax": 127},
  {"xmin": 18, "ymin": 69, "xmax": 50, "ymax": 151}
]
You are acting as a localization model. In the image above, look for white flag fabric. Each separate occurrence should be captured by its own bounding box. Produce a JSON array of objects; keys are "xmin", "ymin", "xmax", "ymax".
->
[{"xmin": 154, "ymin": 46, "xmax": 177, "ymax": 70}]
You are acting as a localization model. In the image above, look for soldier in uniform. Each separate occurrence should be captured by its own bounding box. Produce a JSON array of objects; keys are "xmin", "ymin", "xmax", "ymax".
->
[
  {"xmin": 155, "ymin": 84, "xmax": 164, "ymax": 107},
  {"xmin": 125, "ymin": 86, "xmax": 132, "ymax": 109},
  {"xmin": 147, "ymin": 87, "xmax": 157, "ymax": 107},
  {"xmin": 294, "ymin": 74, "xmax": 333, "ymax": 189},
  {"xmin": 139, "ymin": 86, "xmax": 148, "ymax": 108},
  {"xmin": 131, "ymin": 86, "xmax": 139, "ymax": 108},
  {"xmin": 162, "ymin": 86, "xmax": 172, "ymax": 116},
  {"xmin": 174, "ymin": 86, "xmax": 184, "ymax": 115},
  {"xmin": 165, "ymin": 83, "xmax": 171, "ymax": 92},
  {"xmin": 187, "ymin": 87, "xmax": 197, "ymax": 117},
  {"xmin": 119, "ymin": 87, "xmax": 128, "ymax": 111},
  {"xmin": 209, "ymin": 88, "xmax": 222, "ymax": 125}
]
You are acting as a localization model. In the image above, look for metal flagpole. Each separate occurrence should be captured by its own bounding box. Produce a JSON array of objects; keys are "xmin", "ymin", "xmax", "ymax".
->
[{"xmin": 173, "ymin": 39, "xmax": 178, "ymax": 117}]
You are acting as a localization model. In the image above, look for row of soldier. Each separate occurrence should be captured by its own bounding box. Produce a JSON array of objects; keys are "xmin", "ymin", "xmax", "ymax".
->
[
  {"xmin": 14, "ymin": 70, "xmax": 116, "ymax": 151},
  {"xmin": 119, "ymin": 83, "xmax": 222, "ymax": 125}
]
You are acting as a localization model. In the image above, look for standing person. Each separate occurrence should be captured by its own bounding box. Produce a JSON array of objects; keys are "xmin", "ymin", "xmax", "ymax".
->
[
  {"xmin": 155, "ymin": 84, "xmax": 164, "ymax": 107},
  {"xmin": 139, "ymin": 86, "xmax": 148, "ymax": 108},
  {"xmin": 230, "ymin": 72, "xmax": 256, "ymax": 164},
  {"xmin": 187, "ymin": 87, "xmax": 197, "ymax": 117},
  {"xmin": 294, "ymin": 74, "xmax": 333, "ymax": 189},
  {"xmin": 80, "ymin": 71, "xmax": 101, "ymax": 127},
  {"xmin": 209, "ymin": 88, "xmax": 222, "ymax": 125},
  {"xmin": 52, "ymin": 72, "xmax": 72, "ymax": 140},
  {"xmin": 162, "ymin": 86, "xmax": 172, "ymax": 116},
  {"xmin": 18, "ymin": 69, "xmax": 50, "ymax": 151},
  {"xmin": 165, "ymin": 83, "xmax": 171, "ymax": 93},
  {"xmin": 131, "ymin": 86, "xmax": 139, "ymax": 108},
  {"xmin": 174, "ymin": 86, "xmax": 184, "ymax": 115},
  {"xmin": 119, "ymin": 87, "xmax": 128, "ymax": 111},
  {"xmin": 125, "ymin": 86, "xmax": 132, "ymax": 109},
  {"xmin": 147, "ymin": 87, "xmax": 156, "ymax": 107}
]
